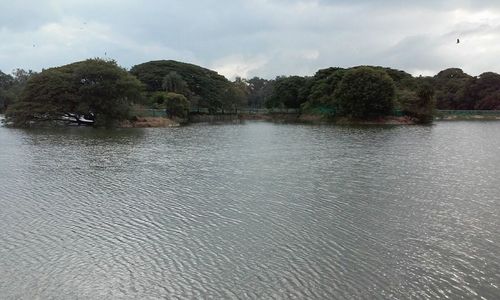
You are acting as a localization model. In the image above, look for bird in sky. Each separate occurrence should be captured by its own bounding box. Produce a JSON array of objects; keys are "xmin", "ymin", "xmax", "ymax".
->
[{"xmin": 457, "ymin": 38, "xmax": 460, "ymax": 44}]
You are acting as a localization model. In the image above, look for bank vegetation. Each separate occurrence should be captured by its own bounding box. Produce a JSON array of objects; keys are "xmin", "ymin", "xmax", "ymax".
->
[{"xmin": 2, "ymin": 58, "xmax": 500, "ymax": 127}]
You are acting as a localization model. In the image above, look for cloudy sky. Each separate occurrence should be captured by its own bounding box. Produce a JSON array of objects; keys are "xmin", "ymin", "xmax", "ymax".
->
[{"xmin": 1, "ymin": 0, "xmax": 499, "ymax": 79}]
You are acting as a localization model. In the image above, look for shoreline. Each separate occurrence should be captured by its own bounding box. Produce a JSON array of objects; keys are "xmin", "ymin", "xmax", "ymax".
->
[
  {"xmin": 122, "ymin": 117, "xmax": 181, "ymax": 128},
  {"xmin": 436, "ymin": 115, "xmax": 500, "ymax": 121},
  {"xmin": 127, "ymin": 114, "xmax": 418, "ymax": 127},
  {"xmin": 240, "ymin": 113, "xmax": 417, "ymax": 125},
  {"xmin": 3, "ymin": 114, "xmax": 499, "ymax": 129}
]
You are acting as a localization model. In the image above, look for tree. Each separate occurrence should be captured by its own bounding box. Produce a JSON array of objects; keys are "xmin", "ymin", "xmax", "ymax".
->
[
  {"xmin": 150, "ymin": 91, "xmax": 168, "ymax": 109},
  {"xmin": 6, "ymin": 59, "xmax": 142, "ymax": 127},
  {"xmin": 334, "ymin": 67, "xmax": 396, "ymax": 118},
  {"xmin": 433, "ymin": 68, "xmax": 471, "ymax": 109},
  {"xmin": 130, "ymin": 60, "xmax": 232, "ymax": 113},
  {"xmin": 0, "ymin": 71, "xmax": 14, "ymax": 112},
  {"xmin": 465, "ymin": 72, "xmax": 500, "ymax": 110},
  {"xmin": 221, "ymin": 84, "xmax": 247, "ymax": 113},
  {"xmin": 414, "ymin": 80, "xmax": 436, "ymax": 123},
  {"xmin": 0, "ymin": 71, "xmax": 13, "ymax": 89},
  {"xmin": 377, "ymin": 67, "xmax": 415, "ymax": 90},
  {"xmin": 475, "ymin": 91, "xmax": 500, "ymax": 110},
  {"xmin": 165, "ymin": 93, "xmax": 190, "ymax": 118},
  {"xmin": 399, "ymin": 79, "xmax": 435, "ymax": 123},
  {"xmin": 305, "ymin": 67, "xmax": 346, "ymax": 110},
  {"xmin": 247, "ymin": 77, "xmax": 270, "ymax": 109},
  {"xmin": 266, "ymin": 76, "xmax": 310, "ymax": 109},
  {"xmin": 230, "ymin": 77, "xmax": 250, "ymax": 111},
  {"xmin": 162, "ymin": 71, "xmax": 189, "ymax": 96},
  {"xmin": 0, "ymin": 69, "xmax": 36, "ymax": 113}
]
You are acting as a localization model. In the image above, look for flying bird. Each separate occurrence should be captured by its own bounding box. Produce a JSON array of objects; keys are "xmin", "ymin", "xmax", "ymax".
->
[{"xmin": 457, "ymin": 38, "xmax": 460, "ymax": 44}]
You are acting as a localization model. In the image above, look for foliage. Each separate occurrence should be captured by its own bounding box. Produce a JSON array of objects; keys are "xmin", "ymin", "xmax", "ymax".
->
[
  {"xmin": 334, "ymin": 67, "xmax": 396, "ymax": 118},
  {"xmin": 266, "ymin": 76, "xmax": 310, "ymax": 109},
  {"xmin": 162, "ymin": 71, "xmax": 189, "ymax": 95},
  {"xmin": 130, "ymin": 60, "xmax": 233, "ymax": 112},
  {"xmin": 165, "ymin": 92, "xmax": 190, "ymax": 118},
  {"xmin": 149, "ymin": 91, "xmax": 168, "ymax": 109},
  {"xmin": 465, "ymin": 72, "xmax": 500, "ymax": 110},
  {"xmin": 433, "ymin": 68, "xmax": 472, "ymax": 109},
  {"xmin": 5, "ymin": 59, "xmax": 142, "ymax": 127},
  {"xmin": 299, "ymin": 66, "xmax": 419, "ymax": 117},
  {"xmin": 306, "ymin": 67, "xmax": 346, "ymax": 109},
  {"xmin": 376, "ymin": 67, "xmax": 416, "ymax": 90},
  {"xmin": 474, "ymin": 91, "xmax": 500, "ymax": 110},
  {"xmin": 0, "ymin": 71, "xmax": 13, "ymax": 111},
  {"xmin": 431, "ymin": 68, "xmax": 500, "ymax": 110},
  {"xmin": 0, "ymin": 69, "xmax": 36, "ymax": 113},
  {"xmin": 221, "ymin": 78, "xmax": 249, "ymax": 113},
  {"xmin": 6, "ymin": 57, "xmax": 500, "ymax": 129},
  {"xmin": 247, "ymin": 77, "xmax": 274, "ymax": 109},
  {"xmin": 399, "ymin": 78, "xmax": 436, "ymax": 123}
]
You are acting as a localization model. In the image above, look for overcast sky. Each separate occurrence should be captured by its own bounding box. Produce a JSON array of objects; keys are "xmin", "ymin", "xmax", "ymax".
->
[{"xmin": 1, "ymin": 0, "xmax": 499, "ymax": 79}]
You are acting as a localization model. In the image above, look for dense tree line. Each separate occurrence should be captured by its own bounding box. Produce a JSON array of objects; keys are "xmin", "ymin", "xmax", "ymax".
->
[
  {"xmin": 246, "ymin": 66, "xmax": 499, "ymax": 122},
  {"xmin": 244, "ymin": 67, "xmax": 500, "ymax": 112},
  {"xmin": 257, "ymin": 66, "xmax": 435, "ymax": 123},
  {"xmin": 2, "ymin": 58, "xmax": 500, "ymax": 127},
  {"xmin": 130, "ymin": 60, "xmax": 246, "ymax": 114},
  {"xmin": 0, "ymin": 69, "xmax": 37, "ymax": 113},
  {"xmin": 434, "ymin": 69, "xmax": 500, "ymax": 110},
  {"xmin": 5, "ymin": 59, "xmax": 142, "ymax": 127}
]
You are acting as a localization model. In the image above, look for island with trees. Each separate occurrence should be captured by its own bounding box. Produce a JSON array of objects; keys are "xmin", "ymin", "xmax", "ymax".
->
[{"xmin": 1, "ymin": 58, "xmax": 499, "ymax": 128}]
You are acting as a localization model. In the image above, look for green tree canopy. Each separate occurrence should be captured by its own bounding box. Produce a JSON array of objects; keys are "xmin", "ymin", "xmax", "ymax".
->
[
  {"xmin": 165, "ymin": 92, "xmax": 190, "ymax": 118},
  {"xmin": 433, "ymin": 68, "xmax": 472, "ymax": 109},
  {"xmin": 6, "ymin": 59, "xmax": 142, "ymax": 127},
  {"xmin": 376, "ymin": 67, "xmax": 415, "ymax": 90},
  {"xmin": 398, "ymin": 78, "xmax": 436, "ymax": 123},
  {"xmin": 465, "ymin": 72, "xmax": 500, "ymax": 110},
  {"xmin": 247, "ymin": 77, "xmax": 274, "ymax": 109},
  {"xmin": 220, "ymin": 77, "xmax": 249, "ymax": 112},
  {"xmin": 0, "ymin": 69, "xmax": 36, "ymax": 113},
  {"xmin": 267, "ymin": 76, "xmax": 310, "ymax": 109},
  {"xmin": 306, "ymin": 67, "xmax": 346, "ymax": 109},
  {"xmin": 130, "ymin": 60, "xmax": 232, "ymax": 112},
  {"xmin": 162, "ymin": 71, "xmax": 189, "ymax": 95},
  {"xmin": 334, "ymin": 67, "xmax": 396, "ymax": 118},
  {"xmin": 0, "ymin": 71, "xmax": 13, "ymax": 111}
]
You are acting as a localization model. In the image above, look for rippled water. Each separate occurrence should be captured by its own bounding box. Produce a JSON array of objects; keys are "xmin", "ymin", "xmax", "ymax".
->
[{"xmin": 0, "ymin": 121, "xmax": 499, "ymax": 299}]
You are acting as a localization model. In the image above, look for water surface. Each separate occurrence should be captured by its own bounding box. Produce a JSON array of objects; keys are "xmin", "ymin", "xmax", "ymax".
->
[{"xmin": 0, "ymin": 121, "xmax": 499, "ymax": 299}]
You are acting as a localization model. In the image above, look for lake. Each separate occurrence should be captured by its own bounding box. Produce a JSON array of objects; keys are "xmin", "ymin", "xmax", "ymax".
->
[{"xmin": 0, "ymin": 121, "xmax": 499, "ymax": 299}]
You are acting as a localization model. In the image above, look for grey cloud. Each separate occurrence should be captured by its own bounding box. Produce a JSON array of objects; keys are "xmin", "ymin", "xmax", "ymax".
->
[
  {"xmin": 0, "ymin": 0, "xmax": 499, "ymax": 78},
  {"xmin": 0, "ymin": 2, "xmax": 57, "ymax": 31}
]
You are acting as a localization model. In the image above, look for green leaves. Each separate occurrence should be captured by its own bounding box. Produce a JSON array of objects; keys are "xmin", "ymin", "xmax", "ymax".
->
[
  {"xmin": 130, "ymin": 60, "xmax": 232, "ymax": 113},
  {"xmin": 267, "ymin": 76, "xmax": 309, "ymax": 109},
  {"xmin": 5, "ymin": 59, "xmax": 142, "ymax": 127},
  {"xmin": 334, "ymin": 67, "xmax": 396, "ymax": 118},
  {"xmin": 165, "ymin": 93, "xmax": 190, "ymax": 118}
]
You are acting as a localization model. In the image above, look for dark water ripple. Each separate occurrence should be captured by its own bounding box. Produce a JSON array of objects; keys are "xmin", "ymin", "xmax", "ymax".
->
[{"xmin": 1, "ymin": 122, "xmax": 500, "ymax": 299}]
